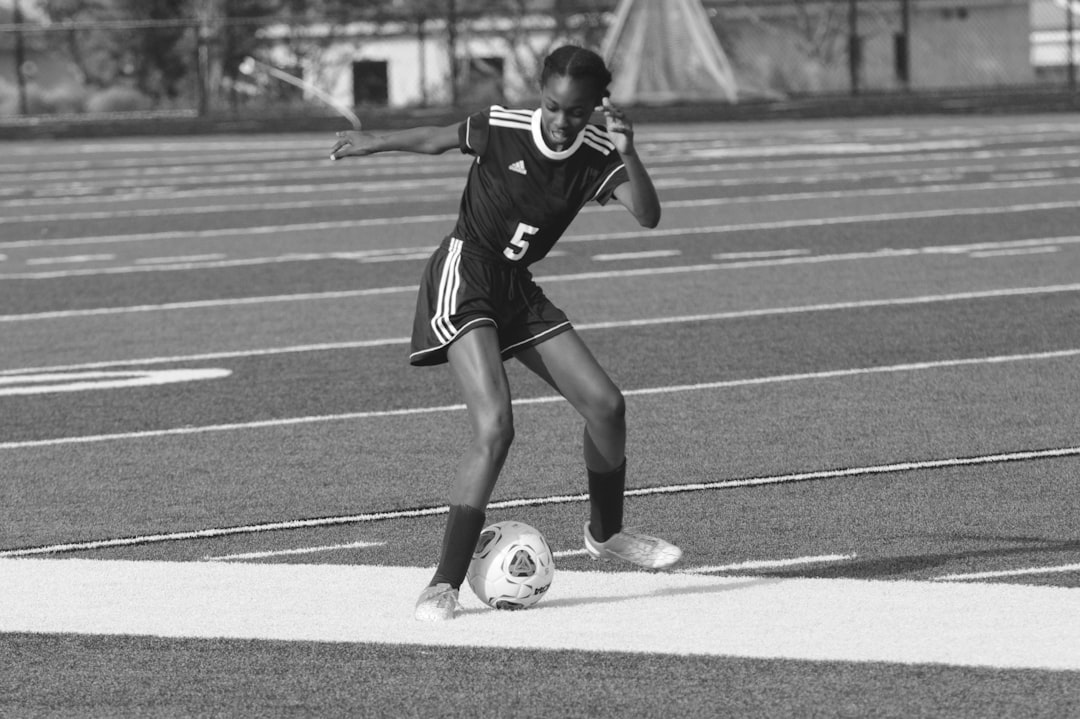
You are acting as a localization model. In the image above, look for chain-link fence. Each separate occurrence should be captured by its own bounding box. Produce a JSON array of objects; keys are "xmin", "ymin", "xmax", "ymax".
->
[{"xmin": 1, "ymin": 0, "xmax": 1077, "ymax": 121}]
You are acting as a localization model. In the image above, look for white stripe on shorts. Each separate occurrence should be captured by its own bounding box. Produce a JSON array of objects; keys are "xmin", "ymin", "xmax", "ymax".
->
[{"xmin": 431, "ymin": 238, "xmax": 463, "ymax": 343}]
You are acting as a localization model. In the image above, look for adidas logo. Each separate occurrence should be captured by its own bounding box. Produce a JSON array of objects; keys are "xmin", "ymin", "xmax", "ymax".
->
[{"xmin": 508, "ymin": 160, "xmax": 527, "ymax": 175}]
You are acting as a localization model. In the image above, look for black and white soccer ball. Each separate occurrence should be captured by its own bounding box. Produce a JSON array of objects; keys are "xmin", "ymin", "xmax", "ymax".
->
[{"xmin": 467, "ymin": 521, "xmax": 555, "ymax": 610}]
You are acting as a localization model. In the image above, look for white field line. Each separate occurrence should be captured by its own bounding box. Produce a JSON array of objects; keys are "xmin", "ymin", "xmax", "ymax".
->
[
  {"xmin": 3, "ymin": 249, "xmax": 1080, "ymax": 324},
  {"xmin": 2, "ymin": 283, "xmax": 1071, "ymax": 374},
  {"xmin": 681, "ymin": 554, "xmax": 857, "ymax": 574},
  {"xmin": 134, "ymin": 253, "xmax": 227, "ymax": 265},
  {"xmin": 15, "ymin": 158, "xmax": 1051, "ymax": 209},
  {"xmin": 937, "ymin": 563, "xmax": 1080, "ymax": 581},
  {"xmin": 6, "ymin": 558, "xmax": 1080, "ymax": 669},
  {"xmin": 592, "ymin": 249, "xmax": 681, "ymax": 261},
  {"xmin": 9, "ymin": 229, "xmax": 1072, "ymax": 280},
  {"xmin": 3, "ymin": 446, "xmax": 1079, "ymax": 558},
  {"xmin": 205, "ymin": 543, "xmax": 846, "ymax": 571},
  {"xmin": 3, "ymin": 347, "xmax": 1080, "ymax": 450},
  {"xmin": 2, "ymin": 346, "xmax": 1079, "ymax": 447},
  {"xmin": 7, "ymin": 145, "xmax": 1080, "ymax": 203},
  {"xmin": 970, "ymin": 246, "xmax": 1060, "ymax": 259},
  {"xmin": 2, "ymin": 212, "xmax": 1077, "ymax": 283},
  {"xmin": 0, "ymin": 164, "xmax": 1000, "ymax": 206},
  {"xmin": 4, "ymin": 195, "xmax": 1080, "ymax": 253},
  {"xmin": 25, "ymin": 254, "xmax": 115, "ymax": 265},
  {"xmin": 0, "ymin": 284, "xmax": 418, "ymax": 322},
  {"xmin": 203, "ymin": 541, "xmax": 385, "ymax": 562},
  {"xmin": 6, "ymin": 166, "xmax": 1080, "ymax": 225},
  {"xmin": 713, "ymin": 249, "xmax": 811, "ymax": 260},
  {"xmin": 553, "ymin": 549, "xmax": 589, "ymax": 559}
]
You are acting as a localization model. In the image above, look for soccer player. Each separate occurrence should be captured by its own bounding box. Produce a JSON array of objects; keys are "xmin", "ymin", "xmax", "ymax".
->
[{"xmin": 330, "ymin": 45, "xmax": 682, "ymax": 621}]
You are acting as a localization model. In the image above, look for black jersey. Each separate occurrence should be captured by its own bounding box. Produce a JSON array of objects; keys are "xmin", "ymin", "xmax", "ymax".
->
[{"xmin": 451, "ymin": 106, "xmax": 629, "ymax": 267}]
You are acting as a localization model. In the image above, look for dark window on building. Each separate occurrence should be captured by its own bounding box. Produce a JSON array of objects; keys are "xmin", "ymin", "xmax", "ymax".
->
[{"xmin": 353, "ymin": 60, "xmax": 389, "ymax": 106}]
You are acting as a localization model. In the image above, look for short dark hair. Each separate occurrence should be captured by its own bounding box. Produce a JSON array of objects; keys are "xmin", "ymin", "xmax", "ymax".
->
[{"xmin": 540, "ymin": 45, "xmax": 612, "ymax": 98}]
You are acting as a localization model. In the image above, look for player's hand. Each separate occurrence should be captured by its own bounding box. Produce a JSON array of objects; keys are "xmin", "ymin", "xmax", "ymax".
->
[
  {"xmin": 597, "ymin": 97, "xmax": 634, "ymax": 155},
  {"xmin": 329, "ymin": 129, "xmax": 376, "ymax": 160}
]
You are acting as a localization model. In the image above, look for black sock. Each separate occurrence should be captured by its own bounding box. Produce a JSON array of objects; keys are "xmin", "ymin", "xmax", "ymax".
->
[
  {"xmin": 430, "ymin": 504, "xmax": 487, "ymax": 589},
  {"xmin": 588, "ymin": 459, "xmax": 626, "ymax": 542}
]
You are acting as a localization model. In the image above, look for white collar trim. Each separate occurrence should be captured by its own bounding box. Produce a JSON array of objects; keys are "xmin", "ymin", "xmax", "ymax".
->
[{"xmin": 530, "ymin": 109, "xmax": 585, "ymax": 160}]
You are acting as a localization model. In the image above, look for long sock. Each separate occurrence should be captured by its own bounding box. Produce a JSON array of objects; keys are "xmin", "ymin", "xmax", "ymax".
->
[
  {"xmin": 430, "ymin": 504, "xmax": 486, "ymax": 589},
  {"xmin": 588, "ymin": 459, "xmax": 626, "ymax": 542}
]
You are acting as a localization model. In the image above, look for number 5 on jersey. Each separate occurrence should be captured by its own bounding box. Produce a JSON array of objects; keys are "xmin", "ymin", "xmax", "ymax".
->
[{"xmin": 504, "ymin": 222, "xmax": 540, "ymax": 261}]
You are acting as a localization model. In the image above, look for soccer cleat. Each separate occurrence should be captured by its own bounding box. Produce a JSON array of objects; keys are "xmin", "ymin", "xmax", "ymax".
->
[
  {"xmin": 583, "ymin": 524, "xmax": 683, "ymax": 569},
  {"xmin": 414, "ymin": 582, "xmax": 462, "ymax": 621}
]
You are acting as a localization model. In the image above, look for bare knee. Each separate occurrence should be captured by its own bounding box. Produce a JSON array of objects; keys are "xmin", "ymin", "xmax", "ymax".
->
[
  {"xmin": 473, "ymin": 411, "xmax": 515, "ymax": 459},
  {"xmin": 584, "ymin": 387, "xmax": 625, "ymax": 428}
]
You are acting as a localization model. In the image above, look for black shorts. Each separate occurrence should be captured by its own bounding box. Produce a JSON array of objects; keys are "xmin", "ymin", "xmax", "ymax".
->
[{"xmin": 409, "ymin": 236, "xmax": 572, "ymax": 366}]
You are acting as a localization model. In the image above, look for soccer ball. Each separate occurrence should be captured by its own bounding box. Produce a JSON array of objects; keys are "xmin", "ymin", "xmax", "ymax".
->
[{"xmin": 467, "ymin": 521, "xmax": 555, "ymax": 610}]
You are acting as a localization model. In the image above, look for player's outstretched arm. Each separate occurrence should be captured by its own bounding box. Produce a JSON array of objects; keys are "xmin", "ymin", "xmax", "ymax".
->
[
  {"xmin": 601, "ymin": 98, "xmax": 661, "ymax": 229},
  {"xmin": 329, "ymin": 124, "xmax": 459, "ymax": 160}
]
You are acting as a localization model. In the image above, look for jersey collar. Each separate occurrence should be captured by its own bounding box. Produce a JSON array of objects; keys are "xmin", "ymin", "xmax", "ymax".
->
[{"xmin": 530, "ymin": 109, "xmax": 586, "ymax": 160}]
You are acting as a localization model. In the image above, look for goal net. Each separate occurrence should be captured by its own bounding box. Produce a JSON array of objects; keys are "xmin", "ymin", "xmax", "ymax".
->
[{"xmin": 601, "ymin": 0, "xmax": 739, "ymax": 104}]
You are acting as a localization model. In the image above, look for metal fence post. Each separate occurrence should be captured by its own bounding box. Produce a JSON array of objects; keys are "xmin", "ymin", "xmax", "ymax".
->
[
  {"xmin": 1068, "ymin": 0, "xmax": 1076, "ymax": 90},
  {"xmin": 13, "ymin": 0, "xmax": 29, "ymax": 115},
  {"xmin": 447, "ymin": 0, "xmax": 459, "ymax": 106},
  {"xmin": 899, "ymin": 0, "xmax": 912, "ymax": 90},
  {"xmin": 848, "ymin": 0, "xmax": 860, "ymax": 95}
]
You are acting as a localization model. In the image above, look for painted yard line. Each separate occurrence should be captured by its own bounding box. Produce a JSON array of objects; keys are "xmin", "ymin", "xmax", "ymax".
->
[
  {"xmin": 0, "ymin": 216, "xmax": 458, "ymax": 250},
  {"xmin": 4, "ymin": 444, "xmax": 1080, "ymax": 558},
  {"xmin": 5, "ymin": 284, "xmax": 1080, "ymax": 375},
  {"xmin": 4, "ymin": 244, "xmax": 1080, "ymax": 321},
  {"xmin": 592, "ymin": 249, "xmax": 681, "ymax": 261},
  {"xmin": 4, "ymin": 197, "xmax": 1080, "ymax": 253},
  {"xmin": 14, "ymin": 162, "xmax": 1061, "ymax": 212},
  {"xmin": 0, "ymin": 178, "xmax": 463, "ymax": 209},
  {"xmin": 970, "ymin": 246, "xmax": 1060, "ymax": 259},
  {"xmin": 3, "ymin": 559, "xmax": 1080, "ymax": 670},
  {"xmin": 576, "ymin": 200, "xmax": 1080, "ymax": 243},
  {"xmin": 4, "ymin": 348, "xmax": 1080, "ymax": 452},
  {"xmin": 937, "ymin": 563, "xmax": 1080, "ymax": 581},
  {"xmin": 0, "ymin": 242, "xmax": 1033, "ymax": 280},
  {"xmin": 0, "ymin": 369, "xmax": 231, "ymax": 397},
  {"xmin": 713, "ymin": 249, "xmax": 810, "ymax": 260},
  {"xmin": 134, "ymin": 253, "xmax": 228, "ymax": 265},
  {"xmin": 553, "ymin": 549, "xmax": 590, "ymax": 559},
  {"xmin": 12, "ymin": 174, "xmax": 1080, "ymax": 222},
  {"xmin": 0, "ymin": 252, "xmax": 408, "ymax": 280},
  {"xmin": 25, "ymin": 254, "xmax": 115, "ymax": 265},
  {"xmin": 0, "ymin": 285, "xmax": 418, "ymax": 322},
  {"xmin": 5, "ymin": 229, "xmax": 1070, "ymax": 281},
  {"xmin": 203, "ymin": 541, "xmax": 385, "ymax": 562},
  {"xmin": 10, "ymin": 145, "xmax": 1079, "ymax": 201},
  {"xmin": 681, "ymin": 554, "xmax": 857, "ymax": 574}
]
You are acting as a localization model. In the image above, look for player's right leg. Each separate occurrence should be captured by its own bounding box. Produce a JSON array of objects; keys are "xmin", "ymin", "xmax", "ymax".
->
[
  {"xmin": 415, "ymin": 326, "xmax": 514, "ymax": 621},
  {"xmin": 515, "ymin": 330, "xmax": 681, "ymax": 570}
]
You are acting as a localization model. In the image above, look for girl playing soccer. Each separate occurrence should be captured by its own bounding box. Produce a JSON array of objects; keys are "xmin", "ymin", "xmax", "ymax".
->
[{"xmin": 329, "ymin": 45, "xmax": 681, "ymax": 621}]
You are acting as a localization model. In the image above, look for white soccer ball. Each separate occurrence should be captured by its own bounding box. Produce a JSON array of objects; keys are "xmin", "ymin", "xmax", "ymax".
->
[{"xmin": 467, "ymin": 521, "xmax": 555, "ymax": 610}]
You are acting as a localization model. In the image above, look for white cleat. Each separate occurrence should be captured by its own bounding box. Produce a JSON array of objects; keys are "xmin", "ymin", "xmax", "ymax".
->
[
  {"xmin": 583, "ymin": 524, "xmax": 682, "ymax": 569},
  {"xmin": 414, "ymin": 582, "xmax": 462, "ymax": 621}
]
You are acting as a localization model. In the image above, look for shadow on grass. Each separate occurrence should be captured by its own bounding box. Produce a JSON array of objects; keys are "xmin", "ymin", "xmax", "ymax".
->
[{"xmin": 752, "ymin": 534, "xmax": 1080, "ymax": 580}]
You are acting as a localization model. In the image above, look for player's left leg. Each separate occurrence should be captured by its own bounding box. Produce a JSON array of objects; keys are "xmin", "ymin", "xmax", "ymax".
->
[{"xmin": 515, "ymin": 330, "xmax": 681, "ymax": 569}]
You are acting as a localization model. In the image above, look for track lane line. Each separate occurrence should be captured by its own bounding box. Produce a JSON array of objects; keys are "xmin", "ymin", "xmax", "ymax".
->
[
  {"xmin": 4, "ymin": 444, "xmax": 1080, "ymax": 558},
  {"xmin": 4, "ymin": 347, "xmax": 1080, "ymax": 448},
  {"xmin": 4, "ymin": 198, "xmax": 1080, "ymax": 251},
  {"xmin": 203, "ymin": 541, "xmax": 386, "ymax": 562},
  {"xmin": 937, "ymin": 563, "xmax": 1080, "ymax": 581}
]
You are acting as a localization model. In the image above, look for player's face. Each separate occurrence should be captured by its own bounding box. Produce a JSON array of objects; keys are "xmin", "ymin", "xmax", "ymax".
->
[{"xmin": 539, "ymin": 74, "xmax": 600, "ymax": 150}]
